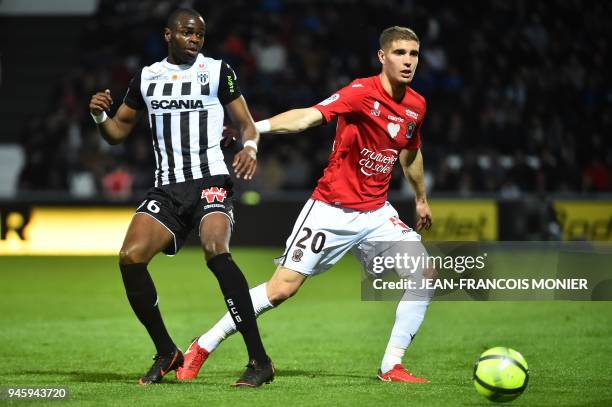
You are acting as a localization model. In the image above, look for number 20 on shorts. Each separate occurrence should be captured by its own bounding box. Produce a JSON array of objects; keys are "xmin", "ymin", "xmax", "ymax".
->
[{"xmin": 296, "ymin": 227, "xmax": 326, "ymax": 253}]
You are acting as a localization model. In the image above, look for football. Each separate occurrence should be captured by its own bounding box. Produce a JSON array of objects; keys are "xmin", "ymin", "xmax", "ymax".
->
[{"xmin": 473, "ymin": 347, "xmax": 529, "ymax": 402}]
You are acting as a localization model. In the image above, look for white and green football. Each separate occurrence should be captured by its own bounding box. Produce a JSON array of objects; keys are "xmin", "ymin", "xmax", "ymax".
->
[{"xmin": 473, "ymin": 347, "xmax": 529, "ymax": 402}]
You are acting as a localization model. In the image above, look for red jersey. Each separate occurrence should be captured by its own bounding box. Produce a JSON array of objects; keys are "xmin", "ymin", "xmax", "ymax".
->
[{"xmin": 311, "ymin": 75, "xmax": 426, "ymax": 211}]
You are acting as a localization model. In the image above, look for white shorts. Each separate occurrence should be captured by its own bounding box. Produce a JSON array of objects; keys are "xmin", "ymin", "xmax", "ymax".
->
[{"xmin": 276, "ymin": 199, "xmax": 422, "ymax": 276}]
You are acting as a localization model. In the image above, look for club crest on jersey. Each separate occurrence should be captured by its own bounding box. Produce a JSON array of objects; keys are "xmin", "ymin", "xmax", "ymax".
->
[
  {"xmin": 292, "ymin": 248, "xmax": 304, "ymax": 262},
  {"xmin": 370, "ymin": 101, "xmax": 381, "ymax": 117},
  {"xmin": 197, "ymin": 70, "xmax": 210, "ymax": 86},
  {"xmin": 201, "ymin": 187, "xmax": 227, "ymax": 203},
  {"xmin": 406, "ymin": 121, "xmax": 416, "ymax": 139}
]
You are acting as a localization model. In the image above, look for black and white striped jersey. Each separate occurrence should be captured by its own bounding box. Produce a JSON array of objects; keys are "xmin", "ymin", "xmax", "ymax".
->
[{"xmin": 123, "ymin": 54, "xmax": 241, "ymax": 186}]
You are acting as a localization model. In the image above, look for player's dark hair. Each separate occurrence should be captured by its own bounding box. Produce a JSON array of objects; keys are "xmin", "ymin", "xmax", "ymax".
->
[
  {"xmin": 167, "ymin": 7, "xmax": 204, "ymax": 31},
  {"xmin": 379, "ymin": 26, "xmax": 419, "ymax": 50}
]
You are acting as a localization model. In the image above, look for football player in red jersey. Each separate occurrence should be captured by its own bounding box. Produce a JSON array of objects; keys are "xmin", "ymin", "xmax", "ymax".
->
[{"xmin": 178, "ymin": 26, "xmax": 433, "ymax": 383}]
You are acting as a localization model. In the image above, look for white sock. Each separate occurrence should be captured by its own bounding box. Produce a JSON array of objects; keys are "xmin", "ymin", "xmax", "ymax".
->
[
  {"xmin": 198, "ymin": 283, "xmax": 273, "ymax": 352},
  {"xmin": 380, "ymin": 299, "xmax": 430, "ymax": 373}
]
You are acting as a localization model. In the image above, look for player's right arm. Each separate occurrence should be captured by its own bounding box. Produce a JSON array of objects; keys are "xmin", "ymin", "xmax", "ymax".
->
[
  {"xmin": 255, "ymin": 81, "xmax": 362, "ymax": 134},
  {"xmin": 256, "ymin": 107, "xmax": 323, "ymax": 134},
  {"xmin": 89, "ymin": 89, "xmax": 142, "ymax": 145}
]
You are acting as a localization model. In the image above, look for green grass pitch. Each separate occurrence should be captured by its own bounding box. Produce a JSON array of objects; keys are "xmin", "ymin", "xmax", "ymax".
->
[{"xmin": 1, "ymin": 248, "xmax": 611, "ymax": 406}]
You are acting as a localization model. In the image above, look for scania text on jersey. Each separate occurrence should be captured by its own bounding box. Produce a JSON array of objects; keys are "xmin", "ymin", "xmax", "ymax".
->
[{"xmin": 150, "ymin": 99, "xmax": 204, "ymax": 109}]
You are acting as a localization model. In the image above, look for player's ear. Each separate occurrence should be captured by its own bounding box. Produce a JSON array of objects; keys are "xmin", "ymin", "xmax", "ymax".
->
[
  {"xmin": 378, "ymin": 49, "xmax": 386, "ymax": 65},
  {"xmin": 163, "ymin": 27, "xmax": 172, "ymax": 43}
]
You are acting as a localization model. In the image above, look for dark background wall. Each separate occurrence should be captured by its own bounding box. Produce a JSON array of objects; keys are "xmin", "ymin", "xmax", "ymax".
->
[{"xmin": 1, "ymin": 0, "xmax": 610, "ymax": 199}]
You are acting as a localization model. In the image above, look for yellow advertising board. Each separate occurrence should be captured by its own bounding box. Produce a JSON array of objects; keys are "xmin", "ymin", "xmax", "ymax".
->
[
  {"xmin": 0, "ymin": 200, "xmax": 500, "ymax": 254},
  {"xmin": 554, "ymin": 201, "xmax": 612, "ymax": 241},
  {"xmin": 0, "ymin": 207, "xmax": 133, "ymax": 255},
  {"xmin": 420, "ymin": 200, "xmax": 498, "ymax": 241}
]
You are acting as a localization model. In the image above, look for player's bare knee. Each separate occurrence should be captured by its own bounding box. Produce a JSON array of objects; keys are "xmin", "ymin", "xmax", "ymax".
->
[
  {"xmin": 119, "ymin": 245, "xmax": 149, "ymax": 265},
  {"xmin": 201, "ymin": 240, "xmax": 229, "ymax": 261}
]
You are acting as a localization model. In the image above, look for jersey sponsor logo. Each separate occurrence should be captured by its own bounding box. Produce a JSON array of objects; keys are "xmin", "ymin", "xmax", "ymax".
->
[
  {"xmin": 149, "ymin": 73, "xmax": 192, "ymax": 81},
  {"xmin": 387, "ymin": 114, "xmax": 404, "ymax": 123},
  {"xmin": 406, "ymin": 121, "xmax": 416, "ymax": 139},
  {"xmin": 370, "ymin": 101, "xmax": 381, "ymax": 116},
  {"xmin": 203, "ymin": 203, "xmax": 226, "ymax": 211},
  {"xmin": 201, "ymin": 187, "xmax": 227, "ymax": 203},
  {"xmin": 359, "ymin": 147, "xmax": 398, "ymax": 176},
  {"xmin": 390, "ymin": 216, "xmax": 411, "ymax": 233},
  {"xmin": 150, "ymin": 99, "xmax": 204, "ymax": 109},
  {"xmin": 318, "ymin": 93, "xmax": 339, "ymax": 106},
  {"xmin": 387, "ymin": 122, "xmax": 401, "ymax": 138},
  {"xmin": 351, "ymin": 83, "xmax": 364, "ymax": 88},
  {"xmin": 226, "ymin": 74, "xmax": 235, "ymax": 94},
  {"xmin": 406, "ymin": 109, "xmax": 419, "ymax": 119},
  {"xmin": 197, "ymin": 70, "xmax": 210, "ymax": 86}
]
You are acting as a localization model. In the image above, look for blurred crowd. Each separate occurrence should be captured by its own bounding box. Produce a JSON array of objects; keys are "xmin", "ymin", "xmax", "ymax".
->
[{"xmin": 17, "ymin": 0, "xmax": 612, "ymax": 199}]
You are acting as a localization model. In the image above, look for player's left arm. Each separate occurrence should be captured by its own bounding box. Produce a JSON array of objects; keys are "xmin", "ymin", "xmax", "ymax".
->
[
  {"xmin": 225, "ymin": 96, "xmax": 259, "ymax": 180},
  {"xmin": 218, "ymin": 60, "xmax": 258, "ymax": 180},
  {"xmin": 399, "ymin": 148, "xmax": 432, "ymax": 231}
]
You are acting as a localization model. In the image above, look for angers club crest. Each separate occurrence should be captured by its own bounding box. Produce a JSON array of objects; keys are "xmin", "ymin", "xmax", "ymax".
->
[{"xmin": 197, "ymin": 70, "xmax": 210, "ymax": 86}]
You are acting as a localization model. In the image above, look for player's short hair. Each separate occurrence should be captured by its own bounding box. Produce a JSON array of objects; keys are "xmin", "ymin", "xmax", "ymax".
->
[
  {"xmin": 379, "ymin": 26, "xmax": 419, "ymax": 50},
  {"xmin": 167, "ymin": 7, "xmax": 204, "ymax": 31}
]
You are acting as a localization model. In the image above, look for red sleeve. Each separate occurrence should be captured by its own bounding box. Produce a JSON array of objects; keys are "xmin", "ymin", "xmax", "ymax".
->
[{"xmin": 312, "ymin": 82, "xmax": 364, "ymax": 123}]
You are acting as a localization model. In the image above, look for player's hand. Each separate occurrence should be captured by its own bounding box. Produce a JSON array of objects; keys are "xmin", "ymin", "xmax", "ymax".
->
[
  {"xmin": 89, "ymin": 89, "xmax": 113, "ymax": 115},
  {"xmin": 415, "ymin": 198, "xmax": 432, "ymax": 231},
  {"xmin": 233, "ymin": 145, "xmax": 257, "ymax": 180},
  {"xmin": 222, "ymin": 125, "xmax": 239, "ymax": 147}
]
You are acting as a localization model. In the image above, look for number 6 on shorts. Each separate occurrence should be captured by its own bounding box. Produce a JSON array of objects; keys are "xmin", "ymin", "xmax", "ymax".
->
[{"xmin": 137, "ymin": 199, "xmax": 161, "ymax": 214}]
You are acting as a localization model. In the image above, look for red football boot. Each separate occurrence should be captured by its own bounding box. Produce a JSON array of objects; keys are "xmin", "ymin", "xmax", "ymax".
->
[
  {"xmin": 377, "ymin": 364, "xmax": 429, "ymax": 383},
  {"xmin": 176, "ymin": 338, "xmax": 210, "ymax": 381}
]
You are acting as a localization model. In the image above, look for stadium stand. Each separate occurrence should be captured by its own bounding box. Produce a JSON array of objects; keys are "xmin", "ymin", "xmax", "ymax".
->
[{"xmin": 5, "ymin": 0, "xmax": 611, "ymax": 198}]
